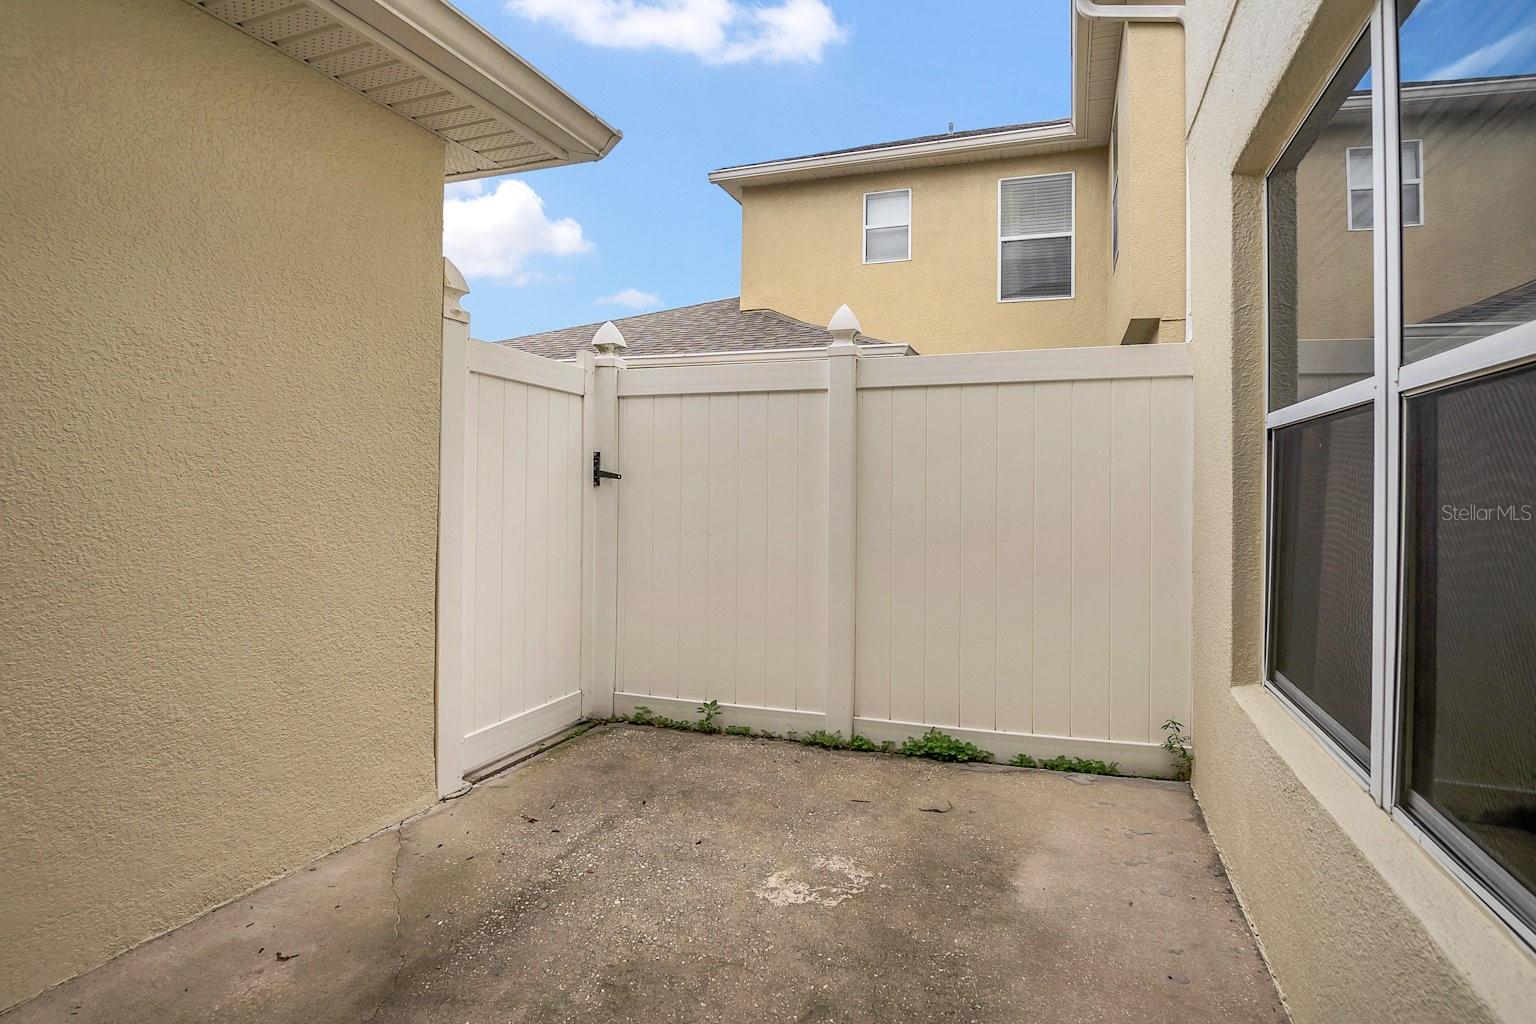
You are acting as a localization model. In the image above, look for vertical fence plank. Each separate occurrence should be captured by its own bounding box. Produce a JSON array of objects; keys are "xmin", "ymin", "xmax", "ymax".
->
[
  {"xmin": 1109, "ymin": 379, "xmax": 1153, "ymax": 742},
  {"xmin": 675, "ymin": 396, "xmax": 709, "ymax": 700},
  {"xmin": 1070, "ymin": 381, "xmax": 1112, "ymax": 740},
  {"xmin": 736, "ymin": 394, "xmax": 770, "ymax": 709},
  {"xmin": 1149, "ymin": 378, "xmax": 1194, "ymax": 737},
  {"xmin": 707, "ymin": 395, "xmax": 740, "ymax": 706},
  {"xmin": 497, "ymin": 382, "xmax": 527, "ymax": 723},
  {"xmin": 473, "ymin": 376, "xmax": 506, "ymax": 733},
  {"xmin": 650, "ymin": 396, "xmax": 683, "ymax": 700},
  {"xmin": 561, "ymin": 395, "xmax": 583, "ymax": 700},
  {"xmin": 797, "ymin": 392, "xmax": 829, "ymax": 713},
  {"xmin": 677, "ymin": 395, "xmax": 711, "ymax": 703},
  {"xmin": 923, "ymin": 386, "xmax": 963, "ymax": 729},
  {"xmin": 546, "ymin": 392, "xmax": 571, "ymax": 706},
  {"xmin": 995, "ymin": 383, "xmax": 1035, "ymax": 735},
  {"xmin": 546, "ymin": 393, "xmax": 569, "ymax": 706},
  {"xmin": 889, "ymin": 388, "xmax": 927, "ymax": 725},
  {"xmin": 525, "ymin": 386, "xmax": 551, "ymax": 716},
  {"xmin": 765, "ymin": 392, "xmax": 800, "ymax": 710},
  {"xmin": 1032, "ymin": 382, "xmax": 1073, "ymax": 737},
  {"xmin": 959, "ymin": 385, "xmax": 999, "ymax": 732},
  {"xmin": 855, "ymin": 390, "xmax": 894, "ymax": 722},
  {"xmin": 617, "ymin": 397, "xmax": 653, "ymax": 698}
]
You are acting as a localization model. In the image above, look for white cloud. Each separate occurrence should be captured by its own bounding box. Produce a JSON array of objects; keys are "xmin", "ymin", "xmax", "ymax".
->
[
  {"xmin": 443, "ymin": 178, "xmax": 590, "ymax": 284},
  {"xmin": 1428, "ymin": 25, "xmax": 1536, "ymax": 80},
  {"xmin": 597, "ymin": 287, "xmax": 662, "ymax": 310},
  {"xmin": 506, "ymin": 0, "xmax": 847, "ymax": 65}
]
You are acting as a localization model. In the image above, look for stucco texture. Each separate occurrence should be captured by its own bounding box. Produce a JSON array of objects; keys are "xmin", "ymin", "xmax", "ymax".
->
[
  {"xmin": 0, "ymin": 0, "xmax": 444, "ymax": 1008},
  {"xmin": 1182, "ymin": 1, "xmax": 1536, "ymax": 1022},
  {"xmin": 1107, "ymin": 22, "xmax": 1188, "ymax": 346}
]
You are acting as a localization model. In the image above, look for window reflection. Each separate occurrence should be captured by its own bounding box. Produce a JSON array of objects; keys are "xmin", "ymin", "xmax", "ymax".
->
[
  {"xmin": 1399, "ymin": 0, "xmax": 1536, "ymax": 362},
  {"xmin": 1267, "ymin": 31, "xmax": 1375, "ymax": 410}
]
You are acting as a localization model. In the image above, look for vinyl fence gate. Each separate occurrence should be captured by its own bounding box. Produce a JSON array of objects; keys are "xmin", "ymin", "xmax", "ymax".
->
[{"xmin": 436, "ymin": 282, "xmax": 1193, "ymax": 796}]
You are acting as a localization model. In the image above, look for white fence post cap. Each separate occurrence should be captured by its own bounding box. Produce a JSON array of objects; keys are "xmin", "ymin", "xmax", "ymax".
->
[
  {"xmin": 443, "ymin": 257, "xmax": 470, "ymax": 324},
  {"xmin": 593, "ymin": 320, "xmax": 628, "ymax": 353},
  {"xmin": 827, "ymin": 304, "xmax": 861, "ymax": 346}
]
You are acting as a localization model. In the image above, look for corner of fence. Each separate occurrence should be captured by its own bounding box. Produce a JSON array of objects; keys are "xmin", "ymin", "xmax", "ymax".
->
[{"xmin": 583, "ymin": 321, "xmax": 627, "ymax": 720}]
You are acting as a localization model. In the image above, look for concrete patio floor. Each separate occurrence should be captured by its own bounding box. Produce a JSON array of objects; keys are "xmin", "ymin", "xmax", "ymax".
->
[{"xmin": 9, "ymin": 725, "xmax": 1287, "ymax": 1023}]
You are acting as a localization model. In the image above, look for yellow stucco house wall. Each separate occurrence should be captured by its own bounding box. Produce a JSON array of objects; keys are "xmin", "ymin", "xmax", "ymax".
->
[
  {"xmin": 718, "ymin": 21, "xmax": 1186, "ymax": 355},
  {"xmin": 0, "ymin": 0, "xmax": 616, "ymax": 1009},
  {"xmin": 1183, "ymin": 1, "xmax": 1536, "ymax": 1022}
]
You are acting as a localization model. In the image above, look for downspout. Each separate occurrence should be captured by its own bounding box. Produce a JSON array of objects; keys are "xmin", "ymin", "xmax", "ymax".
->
[{"xmin": 1074, "ymin": 0, "xmax": 1190, "ymax": 340}]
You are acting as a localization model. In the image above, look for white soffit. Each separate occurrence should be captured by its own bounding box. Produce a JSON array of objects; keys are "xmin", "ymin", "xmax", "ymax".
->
[{"xmin": 185, "ymin": 0, "xmax": 621, "ymax": 179}]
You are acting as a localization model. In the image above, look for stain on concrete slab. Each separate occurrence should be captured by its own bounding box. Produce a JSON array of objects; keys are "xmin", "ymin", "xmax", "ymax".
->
[
  {"xmin": 8, "ymin": 726, "xmax": 1287, "ymax": 1024},
  {"xmin": 757, "ymin": 856, "xmax": 873, "ymax": 908}
]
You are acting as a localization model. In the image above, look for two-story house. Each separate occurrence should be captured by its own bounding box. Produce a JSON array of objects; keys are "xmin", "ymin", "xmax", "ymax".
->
[{"xmin": 499, "ymin": 4, "xmax": 1188, "ymax": 356}]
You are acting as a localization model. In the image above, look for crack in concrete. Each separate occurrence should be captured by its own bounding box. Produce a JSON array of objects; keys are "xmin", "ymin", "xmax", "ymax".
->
[{"xmin": 359, "ymin": 828, "xmax": 406, "ymax": 1024}]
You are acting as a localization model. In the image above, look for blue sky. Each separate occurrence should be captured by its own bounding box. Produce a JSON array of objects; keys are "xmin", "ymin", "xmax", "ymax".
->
[{"xmin": 445, "ymin": 0, "xmax": 1072, "ymax": 341}]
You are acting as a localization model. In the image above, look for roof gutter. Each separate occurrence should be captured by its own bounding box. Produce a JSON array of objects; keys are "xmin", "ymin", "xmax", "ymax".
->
[{"xmin": 1072, "ymin": 0, "xmax": 1184, "ymax": 23}]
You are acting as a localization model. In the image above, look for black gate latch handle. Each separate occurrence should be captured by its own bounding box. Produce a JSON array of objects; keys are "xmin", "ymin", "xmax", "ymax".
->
[{"xmin": 593, "ymin": 451, "xmax": 622, "ymax": 487}]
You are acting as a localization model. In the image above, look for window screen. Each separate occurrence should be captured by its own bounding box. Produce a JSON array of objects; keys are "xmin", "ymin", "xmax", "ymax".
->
[
  {"xmin": 1403, "ymin": 361, "xmax": 1536, "ymax": 930},
  {"xmin": 1268, "ymin": 404, "xmax": 1375, "ymax": 766},
  {"xmin": 1000, "ymin": 173, "xmax": 1073, "ymax": 300},
  {"xmin": 1266, "ymin": 28, "xmax": 1374, "ymax": 412},
  {"xmin": 863, "ymin": 189, "xmax": 910, "ymax": 263}
]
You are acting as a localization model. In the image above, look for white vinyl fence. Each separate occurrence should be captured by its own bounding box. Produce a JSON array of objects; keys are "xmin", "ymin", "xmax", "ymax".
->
[{"xmin": 437, "ymin": 264, "xmax": 1193, "ymax": 792}]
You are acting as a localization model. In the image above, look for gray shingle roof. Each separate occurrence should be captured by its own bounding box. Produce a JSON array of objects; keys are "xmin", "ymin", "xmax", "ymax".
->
[
  {"xmin": 1424, "ymin": 277, "xmax": 1536, "ymax": 325},
  {"xmin": 490, "ymin": 297, "xmax": 889, "ymax": 359}
]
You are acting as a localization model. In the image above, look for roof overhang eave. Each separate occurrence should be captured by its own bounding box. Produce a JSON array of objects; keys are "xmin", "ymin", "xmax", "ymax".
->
[
  {"xmin": 187, "ymin": 0, "xmax": 620, "ymax": 178},
  {"xmin": 706, "ymin": 119, "xmax": 1083, "ymax": 201},
  {"xmin": 326, "ymin": 0, "xmax": 622, "ymax": 172}
]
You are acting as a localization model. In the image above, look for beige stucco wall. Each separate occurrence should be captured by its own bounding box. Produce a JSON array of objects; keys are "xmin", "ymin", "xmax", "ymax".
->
[
  {"xmin": 1107, "ymin": 21, "xmax": 1189, "ymax": 344},
  {"xmin": 0, "ymin": 0, "xmax": 444, "ymax": 1008},
  {"xmin": 1183, "ymin": 1, "xmax": 1536, "ymax": 1022}
]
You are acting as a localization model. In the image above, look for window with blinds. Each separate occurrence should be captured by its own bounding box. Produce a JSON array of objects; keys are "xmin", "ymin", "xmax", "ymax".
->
[
  {"xmin": 863, "ymin": 189, "xmax": 911, "ymax": 264},
  {"xmin": 999, "ymin": 172, "xmax": 1074, "ymax": 300}
]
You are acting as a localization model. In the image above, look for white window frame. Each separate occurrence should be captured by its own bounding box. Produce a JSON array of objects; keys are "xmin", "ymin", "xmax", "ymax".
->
[
  {"xmin": 1346, "ymin": 138, "xmax": 1424, "ymax": 230},
  {"xmin": 862, "ymin": 188, "xmax": 911, "ymax": 265},
  {"xmin": 1261, "ymin": 0, "xmax": 1536, "ymax": 952},
  {"xmin": 997, "ymin": 172, "xmax": 1075, "ymax": 302}
]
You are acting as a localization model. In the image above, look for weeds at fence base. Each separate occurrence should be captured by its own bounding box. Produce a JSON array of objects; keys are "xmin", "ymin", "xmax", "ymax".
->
[
  {"xmin": 1007, "ymin": 752, "xmax": 1120, "ymax": 775},
  {"xmin": 612, "ymin": 704, "xmax": 1157, "ymax": 778}
]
